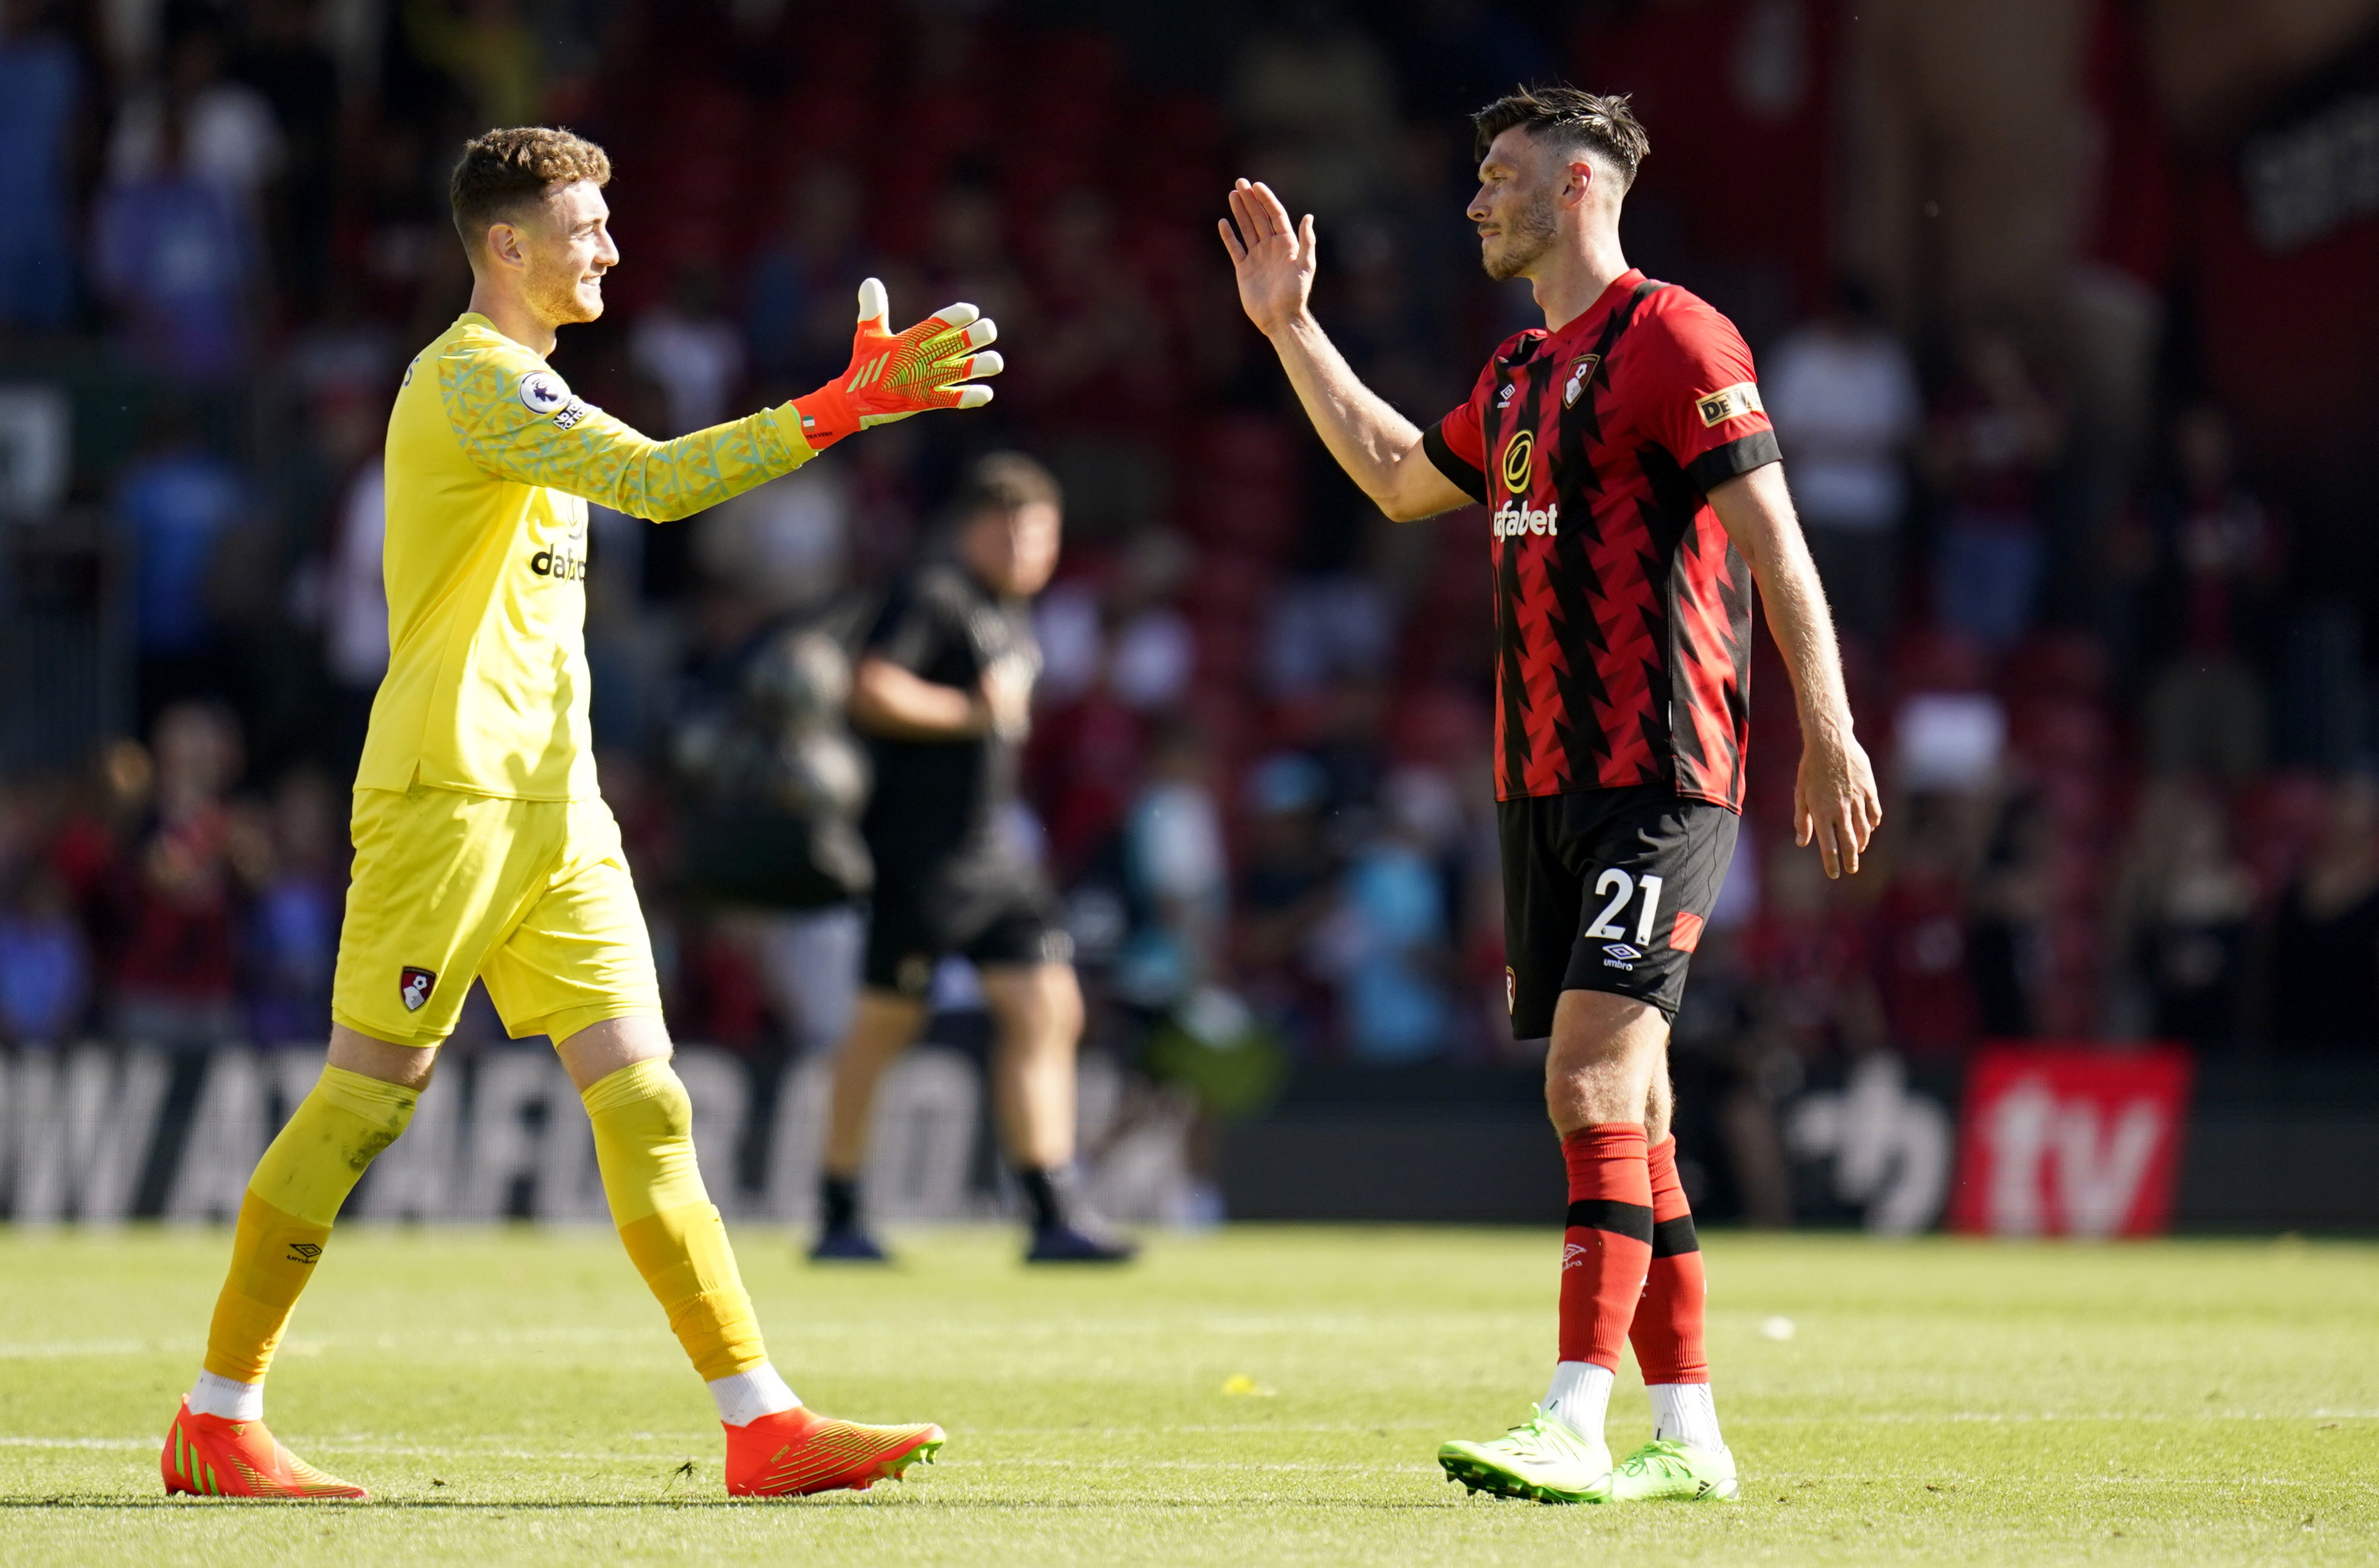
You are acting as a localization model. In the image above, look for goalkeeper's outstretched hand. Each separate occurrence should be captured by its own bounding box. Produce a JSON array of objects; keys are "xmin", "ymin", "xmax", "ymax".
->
[{"xmin": 791, "ymin": 278, "xmax": 1001, "ymax": 452}]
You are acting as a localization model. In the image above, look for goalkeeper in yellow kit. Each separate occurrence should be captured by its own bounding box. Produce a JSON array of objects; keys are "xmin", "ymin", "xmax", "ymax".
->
[{"xmin": 158, "ymin": 127, "xmax": 999, "ymax": 1502}]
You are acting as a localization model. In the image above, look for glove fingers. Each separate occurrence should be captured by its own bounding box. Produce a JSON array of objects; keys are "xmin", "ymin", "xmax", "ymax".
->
[
  {"xmin": 926, "ymin": 301, "xmax": 980, "ymax": 332},
  {"xmin": 915, "ymin": 324, "xmax": 999, "ymax": 367},
  {"xmin": 856, "ymin": 276, "xmax": 890, "ymax": 328},
  {"xmin": 961, "ymin": 350, "xmax": 1004, "ymax": 380},
  {"xmin": 952, "ymin": 384, "xmax": 994, "ymax": 410}
]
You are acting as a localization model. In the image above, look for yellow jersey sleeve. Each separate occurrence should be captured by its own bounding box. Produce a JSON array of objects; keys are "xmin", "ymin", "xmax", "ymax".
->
[
  {"xmin": 358, "ymin": 315, "xmax": 818, "ymax": 803},
  {"xmin": 436, "ymin": 338, "xmax": 816, "ymax": 521}
]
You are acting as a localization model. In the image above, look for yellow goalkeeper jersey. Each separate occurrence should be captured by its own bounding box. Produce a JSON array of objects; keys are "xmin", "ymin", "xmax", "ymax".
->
[{"xmin": 359, "ymin": 313, "xmax": 814, "ymax": 801}]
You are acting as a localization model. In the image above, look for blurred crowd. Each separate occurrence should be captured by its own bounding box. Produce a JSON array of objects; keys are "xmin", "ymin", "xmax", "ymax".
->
[{"xmin": 2, "ymin": 0, "xmax": 2378, "ymax": 1112}]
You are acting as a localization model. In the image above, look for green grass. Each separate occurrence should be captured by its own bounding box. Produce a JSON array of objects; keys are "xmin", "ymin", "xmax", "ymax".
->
[{"xmin": 2, "ymin": 1226, "xmax": 2376, "ymax": 1564}]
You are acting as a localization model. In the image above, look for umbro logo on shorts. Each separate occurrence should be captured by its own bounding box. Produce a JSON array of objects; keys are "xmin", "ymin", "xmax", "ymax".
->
[
  {"xmin": 400, "ymin": 966, "xmax": 437, "ymax": 1011},
  {"xmin": 1602, "ymin": 942, "xmax": 1642, "ymax": 962}
]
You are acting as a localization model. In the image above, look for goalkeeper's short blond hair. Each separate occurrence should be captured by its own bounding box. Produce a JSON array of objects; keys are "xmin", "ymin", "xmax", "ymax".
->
[{"xmin": 449, "ymin": 127, "xmax": 612, "ymax": 254}]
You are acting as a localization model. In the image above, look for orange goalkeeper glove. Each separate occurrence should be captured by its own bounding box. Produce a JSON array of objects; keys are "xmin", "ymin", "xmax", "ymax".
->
[{"xmin": 790, "ymin": 278, "xmax": 1001, "ymax": 452}]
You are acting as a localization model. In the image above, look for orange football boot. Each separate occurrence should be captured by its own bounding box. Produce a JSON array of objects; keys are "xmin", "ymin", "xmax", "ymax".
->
[
  {"xmin": 161, "ymin": 1396, "xmax": 368, "ymax": 1500},
  {"xmin": 723, "ymin": 1406, "xmax": 945, "ymax": 1498}
]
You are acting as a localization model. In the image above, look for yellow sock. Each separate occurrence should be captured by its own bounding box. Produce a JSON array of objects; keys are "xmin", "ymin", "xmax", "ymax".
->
[
  {"xmin": 202, "ymin": 1066, "xmax": 418, "ymax": 1383},
  {"xmin": 583, "ymin": 1059, "xmax": 767, "ymax": 1381}
]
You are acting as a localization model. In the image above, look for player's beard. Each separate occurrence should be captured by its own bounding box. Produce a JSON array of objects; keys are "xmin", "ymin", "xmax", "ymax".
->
[{"xmin": 1482, "ymin": 187, "xmax": 1559, "ymax": 282}]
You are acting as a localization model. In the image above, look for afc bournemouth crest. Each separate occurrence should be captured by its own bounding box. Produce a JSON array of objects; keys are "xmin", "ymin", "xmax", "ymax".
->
[
  {"xmin": 399, "ymin": 966, "xmax": 437, "ymax": 1012},
  {"xmin": 1563, "ymin": 353, "xmax": 1601, "ymax": 408}
]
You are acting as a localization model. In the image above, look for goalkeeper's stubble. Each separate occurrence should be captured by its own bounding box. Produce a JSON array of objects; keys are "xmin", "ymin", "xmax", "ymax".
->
[{"xmin": 516, "ymin": 183, "xmax": 616, "ymax": 326}]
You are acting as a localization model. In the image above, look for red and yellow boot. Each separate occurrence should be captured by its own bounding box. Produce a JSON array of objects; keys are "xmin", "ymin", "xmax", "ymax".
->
[
  {"xmin": 161, "ymin": 1396, "xmax": 368, "ymax": 1500},
  {"xmin": 723, "ymin": 1406, "xmax": 944, "ymax": 1497}
]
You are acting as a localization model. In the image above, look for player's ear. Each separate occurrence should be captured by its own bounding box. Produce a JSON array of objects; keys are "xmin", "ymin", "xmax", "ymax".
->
[
  {"xmin": 483, "ymin": 220, "xmax": 525, "ymax": 271},
  {"xmin": 1562, "ymin": 158, "xmax": 1596, "ymax": 210}
]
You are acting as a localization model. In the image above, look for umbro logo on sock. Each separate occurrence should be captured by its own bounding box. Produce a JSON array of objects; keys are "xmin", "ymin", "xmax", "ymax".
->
[
  {"xmin": 287, "ymin": 1243, "xmax": 322, "ymax": 1264},
  {"xmin": 1561, "ymin": 1242, "xmax": 1588, "ymax": 1271}
]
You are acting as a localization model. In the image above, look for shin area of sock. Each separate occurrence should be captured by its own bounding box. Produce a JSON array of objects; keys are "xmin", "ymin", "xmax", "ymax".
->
[
  {"xmin": 199, "ymin": 1066, "xmax": 418, "ymax": 1383},
  {"xmin": 1630, "ymin": 1135, "xmax": 1709, "ymax": 1385},
  {"xmin": 617, "ymin": 1201, "xmax": 770, "ymax": 1380},
  {"xmin": 1555, "ymin": 1123, "xmax": 1653, "ymax": 1369},
  {"xmin": 585, "ymin": 1059, "xmax": 771, "ymax": 1382}
]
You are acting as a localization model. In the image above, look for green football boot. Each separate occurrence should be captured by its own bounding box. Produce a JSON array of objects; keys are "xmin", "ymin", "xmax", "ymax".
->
[
  {"xmin": 1436, "ymin": 1407, "xmax": 1612, "ymax": 1504},
  {"xmin": 1608, "ymin": 1437, "xmax": 1740, "ymax": 1503}
]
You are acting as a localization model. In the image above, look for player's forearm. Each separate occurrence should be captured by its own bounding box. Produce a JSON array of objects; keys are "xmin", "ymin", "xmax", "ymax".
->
[
  {"xmin": 595, "ymin": 406, "xmax": 815, "ymax": 523},
  {"xmin": 1760, "ymin": 541, "xmax": 1855, "ymax": 742},
  {"xmin": 849, "ymin": 659, "xmax": 981, "ymax": 739},
  {"xmin": 1712, "ymin": 467, "xmax": 1854, "ymax": 739},
  {"xmin": 1267, "ymin": 313, "xmax": 1429, "ymax": 516}
]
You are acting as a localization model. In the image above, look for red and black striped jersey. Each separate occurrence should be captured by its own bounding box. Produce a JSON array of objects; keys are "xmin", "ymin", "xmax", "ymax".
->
[{"xmin": 1422, "ymin": 270, "xmax": 1778, "ymax": 810}]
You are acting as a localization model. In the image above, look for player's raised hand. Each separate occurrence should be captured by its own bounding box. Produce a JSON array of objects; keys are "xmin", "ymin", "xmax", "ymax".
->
[
  {"xmin": 790, "ymin": 278, "xmax": 1002, "ymax": 451},
  {"xmin": 1794, "ymin": 726, "xmax": 1882, "ymax": 879},
  {"xmin": 1219, "ymin": 178, "xmax": 1317, "ymax": 338}
]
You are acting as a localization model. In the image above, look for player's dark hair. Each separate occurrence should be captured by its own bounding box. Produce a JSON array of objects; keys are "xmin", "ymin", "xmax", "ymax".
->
[
  {"xmin": 1472, "ymin": 86, "xmax": 1650, "ymax": 190},
  {"xmin": 952, "ymin": 453, "xmax": 1063, "ymax": 521},
  {"xmin": 449, "ymin": 127, "xmax": 612, "ymax": 256}
]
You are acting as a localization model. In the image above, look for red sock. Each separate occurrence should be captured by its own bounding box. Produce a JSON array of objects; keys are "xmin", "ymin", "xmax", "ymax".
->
[
  {"xmin": 1557, "ymin": 1123, "xmax": 1653, "ymax": 1370},
  {"xmin": 1628, "ymin": 1135, "xmax": 1708, "ymax": 1384}
]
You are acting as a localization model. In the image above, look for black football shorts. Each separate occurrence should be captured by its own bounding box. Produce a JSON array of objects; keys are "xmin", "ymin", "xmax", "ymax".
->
[
  {"xmin": 1497, "ymin": 785, "xmax": 1741, "ymax": 1035},
  {"xmin": 863, "ymin": 850, "xmax": 1074, "ymax": 997}
]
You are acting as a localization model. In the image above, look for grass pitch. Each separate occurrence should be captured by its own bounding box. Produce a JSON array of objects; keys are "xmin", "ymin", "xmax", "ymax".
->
[{"xmin": 1, "ymin": 1226, "xmax": 2375, "ymax": 1564}]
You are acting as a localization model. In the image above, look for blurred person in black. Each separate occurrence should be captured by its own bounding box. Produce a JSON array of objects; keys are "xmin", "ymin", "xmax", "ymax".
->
[
  {"xmin": 810, "ymin": 453, "xmax": 1133, "ymax": 1265},
  {"xmin": 671, "ymin": 610, "xmax": 874, "ymax": 1061},
  {"xmin": 2110, "ymin": 779, "xmax": 2255, "ymax": 1052},
  {"xmin": 2133, "ymin": 404, "xmax": 2281, "ymax": 782},
  {"xmin": 2264, "ymin": 773, "xmax": 2379, "ymax": 1055},
  {"xmin": 671, "ymin": 470, "xmax": 872, "ymax": 1064}
]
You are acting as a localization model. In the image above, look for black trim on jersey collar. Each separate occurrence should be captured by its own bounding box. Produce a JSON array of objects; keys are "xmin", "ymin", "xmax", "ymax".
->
[
  {"xmin": 1422, "ymin": 419, "xmax": 1489, "ymax": 505},
  {"xmin": 1498, "ymin": 331, "xmax": 1548, "ymax": 367},
  {"xmin": 1686, "ymin": 429, "xmax": 1782, "ymax": 497},
  {"xmin": 1524, "ymin": 276, "xmax": 1669, "ymax": 363}
]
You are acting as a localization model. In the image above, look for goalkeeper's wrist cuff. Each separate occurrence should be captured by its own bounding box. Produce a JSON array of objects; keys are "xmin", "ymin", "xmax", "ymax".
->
[{"xmin": 789, "ymin": 386, "xmax": 858, "ymax": 453}]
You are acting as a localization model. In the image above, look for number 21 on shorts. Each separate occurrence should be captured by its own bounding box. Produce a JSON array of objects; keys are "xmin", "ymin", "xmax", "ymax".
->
[{"xmin": 1584, "ymin": 868, "xmax": 1664, "ymax": 947}]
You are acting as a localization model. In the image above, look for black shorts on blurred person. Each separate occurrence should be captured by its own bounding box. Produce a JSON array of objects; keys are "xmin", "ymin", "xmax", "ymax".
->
[
  {"xmin": 862, "ymin": 851, "xmax": 1071, "ymax": 995},
  {"xmin": 857, "ymin": 558, "xmax": 1065, "ymax": 991}
]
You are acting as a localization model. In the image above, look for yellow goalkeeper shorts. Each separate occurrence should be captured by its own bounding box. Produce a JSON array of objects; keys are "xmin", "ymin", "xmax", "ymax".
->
[{"xmin": 329, "ymin": 784, "xmax": 663, "ymax": 1048}]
